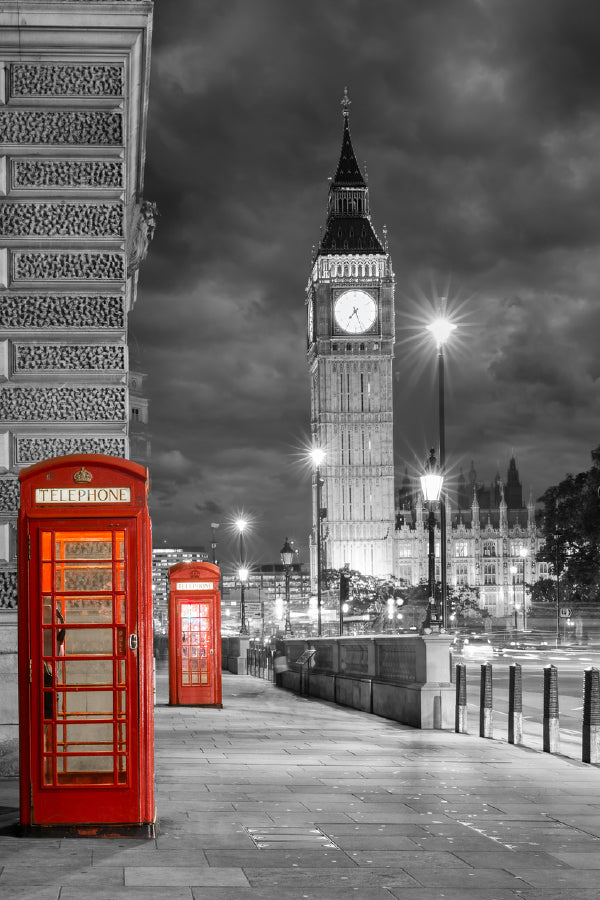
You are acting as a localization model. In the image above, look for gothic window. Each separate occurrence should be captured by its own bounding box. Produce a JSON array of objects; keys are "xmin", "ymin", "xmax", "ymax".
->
[
  {"xmin": 484, "ymin": 563, "xmax": 496, "ymax": 585},
  {"xmin": 456, "ymin": 563, "xmax": 468, "ymax": 585},
  {"xmin": 398, "ymin": 543, "xmax": 412, "ymax": 558},
  {"xmin": 483, "ymin": 541, "xmax": 496, "ymax": 557},
  {"xmin": 511, "ymin": 541, "xmax": 524, "ymax": 556},
  {"xmin": 539, "ymin": 561, "xmax": 549, "ymax": 578},
  {"xmin": 398, "ymin": 563, "xmax": 412, "ymax": 582},
  {"xmin": 455, "ymin": 541, "xmax": 468, "ymax": 557}
]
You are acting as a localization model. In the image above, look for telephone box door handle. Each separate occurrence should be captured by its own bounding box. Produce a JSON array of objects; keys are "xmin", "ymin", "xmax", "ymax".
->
[{"xmin": 129, "ymin": 634, "xmax": 138, "ymax": 651}]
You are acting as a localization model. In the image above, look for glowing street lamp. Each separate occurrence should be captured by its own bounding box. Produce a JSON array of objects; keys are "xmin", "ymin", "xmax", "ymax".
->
[
  {"xmin": 420, "ymin": 449, "xmax": 443, "ymax": 629},
  {"xmin": 426, "ymin": 311, "xmax": 456, "ymax": 631},
  {"xmin": 510, "ymin": 564, "xmax": 518, "ymax": 630},
  {"xmin": 236, "ymin": 518, "xmax": 249, "ymax": 635},
  {"xmin": 280, "ymin": 536, "xmax": 294, "ymax": 637},
  {"xmin": 310, "ymin": 447, "xmax": 325, "ymax": 636}
]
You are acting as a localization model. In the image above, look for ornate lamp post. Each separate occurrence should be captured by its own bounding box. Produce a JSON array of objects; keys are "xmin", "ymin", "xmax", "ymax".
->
[
  {"xmin": 310, "ymin": 447, "xmax": 325, "ymax": 636},
  {"xmin": 236, "ymin": 518, "xmax": 249, "ymax": 635},
  {"xmin": 238, "ymin": 566, "xmax": 249, "ymax": 635},
  {"xmin": 519, "ymin": 546, "xmax": 528, "ymax": 631},
  {"xmin": 280, "ymin": 536, "xmax": 294, "ymax": 637},
  {"xmin": 427, "ymin": 312, "xmax": 456, "ymax": 631},
  {"xmin": 420, "ymin": 449, "xmax": 443, "ymax": 630},
  {"xmin": 510, "ymin": 564, "xmax": 518, "ymax": 630}
]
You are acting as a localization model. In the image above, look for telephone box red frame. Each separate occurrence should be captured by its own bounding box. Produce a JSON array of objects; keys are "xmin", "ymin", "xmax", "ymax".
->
[
  {"xmin": 168, "ymin": 562, "xmax": 222, "ymax": 707},
  {"xmin": 18, "ymin": 454, "xmax": 155, "ymax": 837}
]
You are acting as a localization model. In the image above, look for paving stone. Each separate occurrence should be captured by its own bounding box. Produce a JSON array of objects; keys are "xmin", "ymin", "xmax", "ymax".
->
[{"xmin": 124, "ymin": 866, "xmax": 248, "ymax": 887}]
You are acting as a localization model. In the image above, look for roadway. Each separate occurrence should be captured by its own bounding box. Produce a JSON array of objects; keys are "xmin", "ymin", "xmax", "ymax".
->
[{"xmin": 451, "ymin": 644, "xmax": 600, "ymax": 760}]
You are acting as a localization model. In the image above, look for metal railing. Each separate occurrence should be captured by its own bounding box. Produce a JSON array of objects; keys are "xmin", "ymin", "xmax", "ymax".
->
[{"xmin": 246, "ymin": 646, "xmax": 275, "ymax": 682}]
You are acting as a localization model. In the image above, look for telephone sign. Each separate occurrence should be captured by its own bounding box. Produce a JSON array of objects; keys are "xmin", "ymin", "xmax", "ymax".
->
[{"xmin": 559, "ymin": 607, "xmax": 572, "ymax": 618}]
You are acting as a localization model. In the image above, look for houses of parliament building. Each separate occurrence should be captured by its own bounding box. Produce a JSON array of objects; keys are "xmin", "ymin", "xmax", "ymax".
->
[{"xmin": 395, "ymin": 456, "xmax": 546, "ymax": 619}]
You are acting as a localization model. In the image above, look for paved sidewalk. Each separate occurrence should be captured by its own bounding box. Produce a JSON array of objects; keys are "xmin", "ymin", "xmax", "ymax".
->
[{"xmin": 2, "ymin": 670, "xmax": 600, "ymax": 899}]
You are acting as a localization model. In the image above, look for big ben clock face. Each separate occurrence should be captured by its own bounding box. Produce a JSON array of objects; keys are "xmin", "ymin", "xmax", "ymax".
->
[{"xmin": 334, "ymin": 290, "xmax": 377, "ymax": 334}]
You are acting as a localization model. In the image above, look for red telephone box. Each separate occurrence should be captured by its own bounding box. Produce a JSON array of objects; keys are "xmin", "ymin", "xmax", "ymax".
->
[
  {"xmin": 18, "ymin": 454, "xmax": 155, "ymax": 836},
  {"xmin": 168, "ymin": 562, "xmax": 222, "ymax": 707}
]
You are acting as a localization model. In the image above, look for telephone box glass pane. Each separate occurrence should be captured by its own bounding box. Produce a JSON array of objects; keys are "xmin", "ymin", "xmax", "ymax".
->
[{"xmin": 40, "ymin": 530, "xmax": 129, "ymax": 787}]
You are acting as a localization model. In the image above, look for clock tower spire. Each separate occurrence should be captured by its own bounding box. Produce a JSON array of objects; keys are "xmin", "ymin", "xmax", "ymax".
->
[{"xmin": 307, "ymin": 91, "xmax": 395, "ymax": 580}]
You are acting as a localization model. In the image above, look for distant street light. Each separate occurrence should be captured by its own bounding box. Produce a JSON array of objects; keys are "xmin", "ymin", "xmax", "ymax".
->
[
  {"xmin": 280, "ymin": 536, "xmax": 294, "ymax": 637},
  {"xmin": 310, "ymin": 447, "xmax": 325, "ymax": 636},
  {"xmin": 427, "ymin": 310, "xmax": 456, "ymax": 631},
  {"xmin": 420, "ymin": 449, "xmax": 443, "ymax": 630}
]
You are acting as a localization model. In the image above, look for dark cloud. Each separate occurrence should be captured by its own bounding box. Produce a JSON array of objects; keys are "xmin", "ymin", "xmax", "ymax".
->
[{"xmin": 132, "ymin": 0, "xmax": 600, "ymax": 567}]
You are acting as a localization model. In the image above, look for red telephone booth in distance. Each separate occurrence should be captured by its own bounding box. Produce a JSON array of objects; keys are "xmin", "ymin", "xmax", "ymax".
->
[
  {"xmin": 18, "ymin": 454, "xmax": 155, "ymax": 836},
  {"xmin": 168, "ymin": 562, "xmax": 222, "ymax": 707}
]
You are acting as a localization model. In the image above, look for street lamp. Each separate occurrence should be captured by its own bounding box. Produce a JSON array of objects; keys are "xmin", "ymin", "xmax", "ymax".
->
[
  {"xmin": 236, "ymin": 518, "xmax": 249, "ymax": 635},
  {"xmin": 310, "ymin": 447, "xmax": 325, "ymax": 636},
  {"xmin": 210, "ymin": 522, "xmax": 220, "ymax": 565},
  {"xmin": 280, "ymin": 536, "xmax": 294, "ymax": 637},
  {"xmin": 427, "ymin": 311, "xmax": 456, "ymax": 631},
  {"xmin": 238, "ymin": 566, "xmax": 249, "ymax": 635},
  {"xmin": 420, "ymin": 449, "xmax": 443, "ymax": 630},
  {"xmin": 519, "ymin": 546, "xmax": 528, "ymax": 631},
  {"xmin": 510, "ymin": 564, "xmax": 518, "ymax": 630}
]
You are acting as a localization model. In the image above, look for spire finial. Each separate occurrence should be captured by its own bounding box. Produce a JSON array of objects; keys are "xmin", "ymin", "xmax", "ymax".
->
[{"xmin": 341, "ymin": 86, "xmax": 351, "ymax": 118}]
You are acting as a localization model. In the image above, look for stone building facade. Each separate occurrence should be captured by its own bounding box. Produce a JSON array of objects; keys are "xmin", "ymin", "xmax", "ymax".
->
[
  {"xmin": 0, "ymin": 0, "xmax": 154, "ymax": 766},
  {"xmin": 395, "ymin": 457, "xmax": 547, "ymax": 619}
]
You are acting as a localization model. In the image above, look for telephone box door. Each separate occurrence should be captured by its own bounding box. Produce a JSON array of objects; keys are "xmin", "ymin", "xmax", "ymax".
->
[
  {"xmin": 177, "ymin": 598, "xmax": 215, "ymax": 705},
  {"xmin": 30, "ymin": 520, "xmax": 140, "ymax": 824}
]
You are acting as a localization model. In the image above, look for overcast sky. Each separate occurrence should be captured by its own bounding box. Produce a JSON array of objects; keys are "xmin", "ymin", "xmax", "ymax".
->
[{"xmin": 130, "ymin": 0, "xmax": 600, "ymax": 572}]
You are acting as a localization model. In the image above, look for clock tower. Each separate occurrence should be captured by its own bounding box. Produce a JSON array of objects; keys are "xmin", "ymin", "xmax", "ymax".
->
[{"xmin": 307, "ymin": 91, "xmax": 395, "ymax": 578}]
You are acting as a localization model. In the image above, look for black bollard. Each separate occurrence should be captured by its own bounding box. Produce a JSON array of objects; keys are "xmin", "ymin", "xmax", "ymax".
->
[
  {"xmin": 582, "ymin": 667, "xmax": 600, "ymax": 764},
  {"xmin": 479, "ymin": 662, "xmax": 493, "ymax": 739},
  {"xmin": 455, "ymin": 663, "xmax": 467, "ymax": 733},
  {"xmin": 508, "ymin": 663, "xmax": 523, "ymax": 745},
  {"xmin": 543, "ymin": 664, "xmax": 559, "ymax": 753}
]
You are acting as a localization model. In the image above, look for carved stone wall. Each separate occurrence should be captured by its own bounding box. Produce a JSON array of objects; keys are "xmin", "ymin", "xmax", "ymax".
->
[
  {"xmin": 13, "ymin": 252, "xmax": 124, "ymax": 281},
  {"xmin": 0, "ymin": 386, "xmax": 127, "ymax": 421},
  {"xmin": 12, "ymin": 159, "xmax": 123, "ymax": 190},
  {"xmin": 0, "ymin": 571, "xmax": 17, "ymax": 609},
  {"xmin": 0, "ymin": 111, "xmax": 123, "ymax": 145},
  {"xmin": 0, "ymin": 203, "xmax": 123, "ymax": 238},
  {"xmin": 0, "ymin": 479, "xmax": 20, "ymax": 513},
  {"xmin": 17, "ymin": 436, "xmax": 127, "ymax": 466},
  {"xmin": 0, "ymin": 295, "xmax": 125, "ymax": 329},
  {"xmin": 10, "ymin": 64, "xmax": 123, "ymax": 97},
  {"xmin": 14, "ymin": 343, "xmax": 125, "ymax": 371},
  {"xmin": 0, "ymin": 2, "xmax": 153, "ymax": 627}
]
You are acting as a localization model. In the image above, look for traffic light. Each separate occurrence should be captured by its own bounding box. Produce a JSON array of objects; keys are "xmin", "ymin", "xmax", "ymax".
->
[{"xmin": 340, "ymin": 573, "xmax": 350, "ymax": 604}]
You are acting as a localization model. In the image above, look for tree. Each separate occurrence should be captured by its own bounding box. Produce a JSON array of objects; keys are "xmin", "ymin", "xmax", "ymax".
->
[
  {"xmin": 537, "ymin": 445, "xmax": 600, "ymax": 605},
  {"xmin": 322, "ymin": 568, "xmax": 409, "ymax": 630},
  {"xmin": 448, "ymin": 584, "xmax": 488, "ymax": 625}
]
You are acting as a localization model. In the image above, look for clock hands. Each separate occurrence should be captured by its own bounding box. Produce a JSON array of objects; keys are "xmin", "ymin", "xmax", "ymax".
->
[{"xmin": 348, "ymin": 306, "xmax": 364, "ymax": 331}]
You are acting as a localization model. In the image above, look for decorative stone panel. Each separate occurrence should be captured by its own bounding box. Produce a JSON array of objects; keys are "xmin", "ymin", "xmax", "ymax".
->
[
  {"xmin": 16, "ymin": 436, "xmax": 127, "ymax": 465},
  {"xmin": 339, "ymin": 642, "xmax": 369, "ymax": 675},
  {"xmin": 0, "ymin": 111, "xmax": 122, "ymax": 145},
  {"xmin": 0, "ymin": 203, "xmax": 123, "ymax": 238},
  {"xmin": 15, "ymin": 343, "xmax": 125, "ymax": 371},
  {"xmin": 13, "ymin": 252, "xmax": 124, "ymax": 281},
  {"xmin": 0, "ymin": 477, "xmax": 19, "ymax": 512},
  {"xmin": 12, "ymin": 159, "xmax": 123, "ymax": 191},
  {"xmin": 376, "ymin": 643, "xmax": 417, "ymax": 683},
  {"xmin": 10, "ymin": 64, "xmax": 123, "ymax": 97},
  {"xmin": 0, "ymin": 386, "xmax": 127, "ymax": 421},
  {"xmin": 0, "ymin": 294, "xmax": 124, "ymax": 328},
  {"xmin": 0, "ymin": 570, "xmax": 17, "ymax": 610}
]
